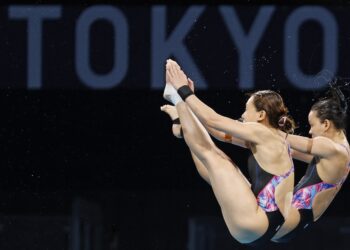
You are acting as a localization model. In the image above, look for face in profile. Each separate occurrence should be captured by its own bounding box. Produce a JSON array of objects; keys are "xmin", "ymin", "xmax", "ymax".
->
[
  {"xmin": 308, "ymin": 110, "xmax": 326, "ymax": 138},
  {"xmin": 241, "ymin": 96, "xmax": 261, "ymax": 123}
]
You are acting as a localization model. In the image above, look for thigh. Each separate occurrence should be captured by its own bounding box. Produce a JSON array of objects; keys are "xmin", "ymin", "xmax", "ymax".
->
[
  {"xmin": 212, "ymin": 146, "xmax": 251, "ymax": 186},
  {"xmin": 201, "ymin": 150, "xmax": 269, "ymax": 243}
]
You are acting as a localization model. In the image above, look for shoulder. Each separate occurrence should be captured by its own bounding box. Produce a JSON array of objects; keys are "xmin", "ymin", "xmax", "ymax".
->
[
  {"xmin": 243, "ymin": 122, "xmax": 266, "ymax": 130},
  {"xmin": 312, "ymin": 136, "xmax": 334, "ymax": 146},
  {"xmin": 243, "ymin": 122, "xmax": 277, "ymax": 142},
  {"xmin": 313, "ymin": 136, "xmax": 349, "ymax": 158}
]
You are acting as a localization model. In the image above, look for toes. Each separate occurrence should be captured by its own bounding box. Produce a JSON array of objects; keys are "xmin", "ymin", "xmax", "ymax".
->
[{"xmin": 160, "ymin": 105, "xmax": 170, "ymax": 111}]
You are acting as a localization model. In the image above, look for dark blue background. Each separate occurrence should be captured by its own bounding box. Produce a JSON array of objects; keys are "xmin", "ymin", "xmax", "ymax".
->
[{"xmin": 0, "ymin": 4, "xmax": 349, "ymax": 250}]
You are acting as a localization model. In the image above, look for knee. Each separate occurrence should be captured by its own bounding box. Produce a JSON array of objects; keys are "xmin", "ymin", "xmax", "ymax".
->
[
  {"xmin": 230, "ymin": 225, "xmax": 265, "ymax": 244},
  {"xmin": 195, "ymin": 148, "xmax": 221, "ymax": 166},
  {"xmin": 226, "ymin": 215, "xmax": 268, "ymax": 244}
]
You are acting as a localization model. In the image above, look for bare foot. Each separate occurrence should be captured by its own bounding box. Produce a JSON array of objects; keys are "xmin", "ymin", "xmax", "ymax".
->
[
  {"xmin": 160, "ymin": 104, "xmax": 182, "ymax": 138},
  {"xmin": 160, "ymin": 104, "xmax": 179, "ymax": 120}
]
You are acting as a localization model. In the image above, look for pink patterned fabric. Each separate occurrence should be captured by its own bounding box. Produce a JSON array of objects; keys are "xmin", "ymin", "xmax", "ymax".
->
[
  {"xmin": 257, "ymin": 166, "xmax": 294, "ymax": 212},
  {"xmin": 292, "ymin": 163, "xmax": 350, "ymax": 210}
]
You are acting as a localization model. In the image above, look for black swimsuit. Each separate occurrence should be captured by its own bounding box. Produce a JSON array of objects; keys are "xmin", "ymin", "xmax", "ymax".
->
[
  {"xmin": 246, "ymin": 151, "xmax": 294, "ymax": 246},
  {"xmin": 276, "ymin": 145, "xmax": 350, "ymax": 242}
]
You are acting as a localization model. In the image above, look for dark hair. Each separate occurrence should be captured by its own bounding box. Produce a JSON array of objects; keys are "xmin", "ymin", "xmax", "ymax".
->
[
  {"xmin": 248, "ymin": 90, "xmax": 296, "ymax": 134},
  {"xmin": 311, "ymin": 84, "xmax": 348, "ymax": 131}
]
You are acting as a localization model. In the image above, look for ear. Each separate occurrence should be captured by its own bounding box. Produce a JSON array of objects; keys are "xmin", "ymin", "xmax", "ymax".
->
[
  {"xmin": 257, "ymin": 110, "xmax": 266, "ymax": 121},
  {"xmin": 323, "ymin": 119, "xmax": 331, "ymax": 131}
]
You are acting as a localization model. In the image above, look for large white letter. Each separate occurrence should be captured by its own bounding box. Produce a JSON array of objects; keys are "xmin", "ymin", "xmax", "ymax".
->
[
  {"xmin": 151, "ymin": 5, "xmax": 207, "ymax": 89},
  {"xmin": 76, "ymin": 5, "xmax": 128, "ymax": 89},
  {"xmin": 219, "ymin": 6, "xmax": 275, "ymax": 89},
  {"xmin": 9, "ymin": 5, "xmax": 61, "ymax": 89},
  {"xmin": 284, "ymin": 6, "xmax": 337, "ymax": 90}
]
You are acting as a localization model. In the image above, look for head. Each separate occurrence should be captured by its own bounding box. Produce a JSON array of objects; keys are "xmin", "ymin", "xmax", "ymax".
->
[
  {"xmin": 241, "ymin": 90, "xmax": 295, "ymax": 133},
  {"xmin": 309, "ymin": 85, "xmax": 348, "ymax": 137}
]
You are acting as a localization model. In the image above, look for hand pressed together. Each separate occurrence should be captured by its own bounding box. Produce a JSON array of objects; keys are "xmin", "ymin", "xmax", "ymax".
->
[{"xmin": 166, "ymin": 59, "xmax": 189, "ymax": 90}]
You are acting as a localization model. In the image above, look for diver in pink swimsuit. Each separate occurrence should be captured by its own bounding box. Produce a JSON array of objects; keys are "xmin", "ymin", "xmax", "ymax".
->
[{"xmin": 273, "ymin": 84, "xmax": 350, "ymax": 242}]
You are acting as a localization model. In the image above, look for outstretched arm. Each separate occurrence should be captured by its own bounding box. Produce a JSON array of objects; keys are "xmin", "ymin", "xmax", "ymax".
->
[
  {"xmin": 290, "ymin": 148, "xmax": 313, "ymax": 164},
  {"xmin": 205, "ymin": 126, "xmax": 249, "ymax": 148},
  {"xmin": 186, "ymin": 77, "xmax": 248, "ymax": 148},
  {"xmin": 280, "ymin": 131, "xmax": 340, "ymax": 159}
]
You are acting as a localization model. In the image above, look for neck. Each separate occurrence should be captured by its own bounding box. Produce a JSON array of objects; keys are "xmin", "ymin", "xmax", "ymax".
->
[
  {"xmin": 260, "ymin": 120, "xmax": 279, "ymax": 133},
  {"xmin": 326, "ymin": 129, "xmax": 347, "ymax": 144}
]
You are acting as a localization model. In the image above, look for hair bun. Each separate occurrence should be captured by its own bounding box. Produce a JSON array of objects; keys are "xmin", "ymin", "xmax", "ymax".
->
[
  {"xmin": 278, "ymin": 116, "xmax": 287, "ymax": 127},
  {"xmin": 328, "ymin": 81, "xmax": 348, "ymax": 113}
]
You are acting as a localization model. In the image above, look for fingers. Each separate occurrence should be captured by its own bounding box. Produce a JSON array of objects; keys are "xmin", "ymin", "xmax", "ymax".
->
[
  {"xmin": 177, "ymin": 69, "xmax": 188, "ymax": 82},
  {"xmin": 167, "ymin": 59, "xmax": 181, "ymax": 69},
  {"xmin": 166, "ymin": 59, "xmax": 178, "ymax": 79},
  {"xmin": 168, "ymin": 63, "xmax": 178, "ymax": 79},
  {"xmin": 169, "ymin": 62, "xmax": 183, "ymax": 78},
  {"xmin": 188, "ymin": 78, "xmax": 193, "ymax": 86},
  {"xmin": 165, "ymin": 59, "xmax": 188, "ymax": 86},
  {"xmin": 188, "ymin": 78, "xmax": 194, "ymax": 91},
  {"xmin": 165, "ymin": 60, "xmax": 171, "ymax": 76},
  {"xmin": 173, "ymin": 61, "xmax": 181, "ymax": 70},
  {"xmin": 166, "ymin": 65, "xmax": 175, "ymax": 79},
  {"xmin": 165, "ymin": 65, "xmax": 170, "ymax": 82},
  {"xmin": 166, "ymin": 59, "xmax": 182, "ymax": 74},
  {"xmin": 166, "ymin": 68, "xmax": 173, "ymax": 79}
]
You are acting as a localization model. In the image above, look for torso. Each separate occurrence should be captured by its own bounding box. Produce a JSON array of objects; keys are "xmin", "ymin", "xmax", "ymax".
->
[
  {"xmin": 250, "ymin": 133, "xmax": 293, "ymax": 176},
  {"xmin": 298, "ymin": 152, "xmax": 349, "ymax": 219},
  {"xmin": 247, "ymin": 127, "xmax": 295, "ymax": 218},
  {"xmin": 272, "ymin": 142, "xmax": 350, "ymax": 241}
]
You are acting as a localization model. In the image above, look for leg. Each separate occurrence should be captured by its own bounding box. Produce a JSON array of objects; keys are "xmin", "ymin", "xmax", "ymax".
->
[
  {"xmin": 190, "ymin": 151, "xmax": 211, "ymax": 185},
  {"xmin": 161, "ymin": 104, "xmax": 211, "ymax": 184},
  {"xmin": 160, "ymin": 104, "xmax": 183, "ymax": 139},
  {"xmin": 161, "ymin": 104, "xmax": 251, "ymax": 187},
  {"xmin": 175, "ymin": 102, "xmax": 268, "ymax": 243},
  {"xmin": 191, "ymin": 146, "xmax": 251, "ymax": 187},
  {"xmin": 188, "ymin": 116, "xmax": 251, "ymax": 186}
]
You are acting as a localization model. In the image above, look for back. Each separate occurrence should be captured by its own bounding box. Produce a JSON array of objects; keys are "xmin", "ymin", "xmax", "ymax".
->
[
  {"xmin": 248, "ymin": 127, "xmax": 294, "ymax": 218},
  {"xmin": 272, "ymin": 143, "xmax": 350, "ymax": 242},
  {"xmin": 294, "ymin": 144, "xmax": 350, "ymax": 220},
  {"xmin": 250, "ymin": 126, "xmax": 294, "ymax": 175}
]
